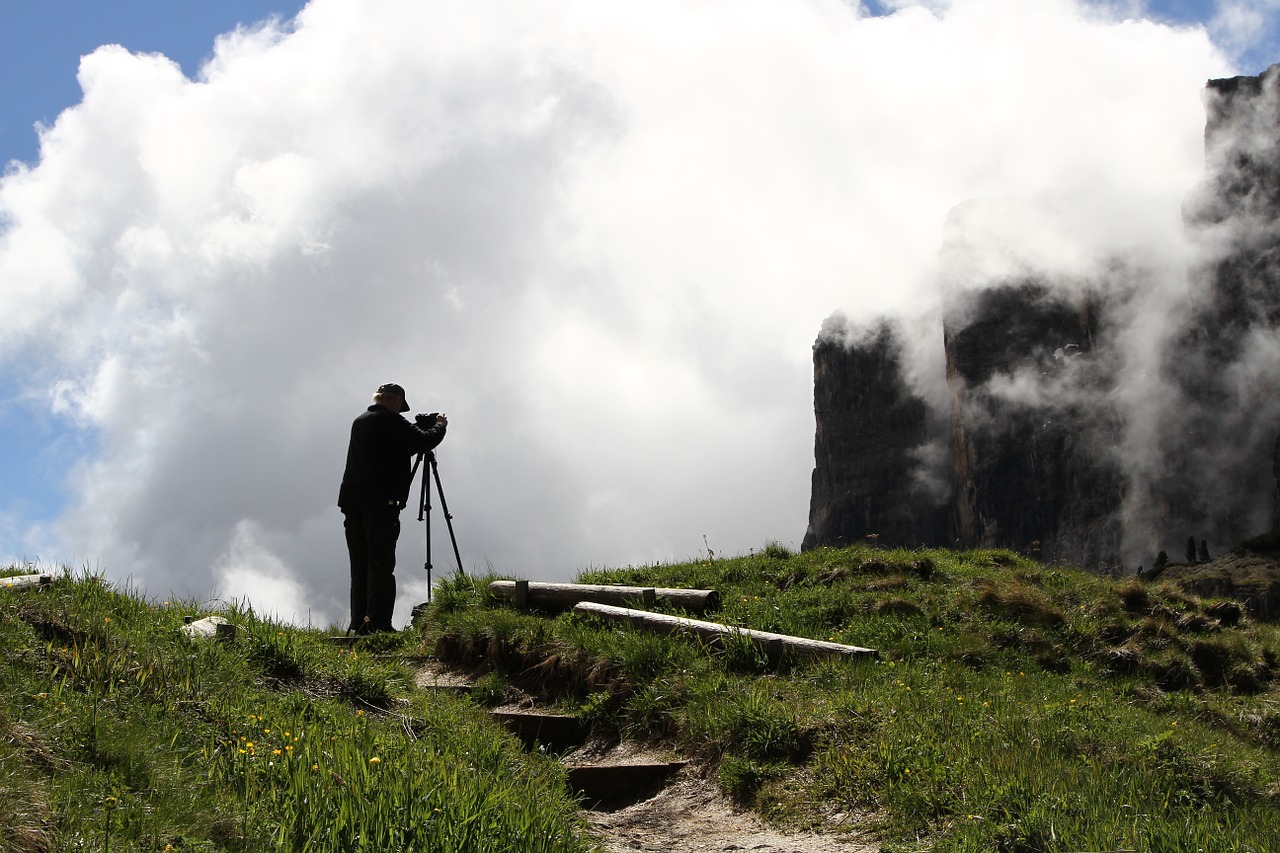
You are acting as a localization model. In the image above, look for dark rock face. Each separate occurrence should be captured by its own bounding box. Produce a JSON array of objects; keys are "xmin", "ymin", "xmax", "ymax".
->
[
  {"xmin": 945, "ymin": 283, "xmax": 1126, "ymax": 568},
  {"xmin": 804, "ymin": 65, "xmax": 1280, "ymax": 571},
  {"xmin": 1274, "ymin": 432, "xmax": 1280, "ymax": 532},
  {"xmin": 1155, "ymin": 65, "xmax": 1280, "ymax": 554},
  {"xmin": 801, "ymin": 316, "xmax": 947, "ymax": 551}
]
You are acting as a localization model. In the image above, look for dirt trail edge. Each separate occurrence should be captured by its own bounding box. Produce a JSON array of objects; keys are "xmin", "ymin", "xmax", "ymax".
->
[
  {"xmin": 415, "ymin": 662, "xmax": 881, "ymax": 852},
  {"xmin": 583, "ymin": 762, "xmax": 880, "ymax": 853}
]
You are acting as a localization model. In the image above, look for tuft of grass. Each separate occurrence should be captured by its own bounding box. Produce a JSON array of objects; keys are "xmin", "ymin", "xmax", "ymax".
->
[
  {"xmin": 759, "ymin": 540, "xmax": 795, "ymax": 560},
  {"xmin": 470, "ymin": 671, "xmax": 511, "ymax": 706},
  {"xmin": 716, "ymin": 754, "xmax": 785, "ymax": 803}
]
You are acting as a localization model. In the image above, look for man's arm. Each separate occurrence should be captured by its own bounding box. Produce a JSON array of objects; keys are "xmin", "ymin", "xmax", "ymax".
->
[{"xmin": 397, "ymin": 412, "xmax": 447, "ymax": 454}]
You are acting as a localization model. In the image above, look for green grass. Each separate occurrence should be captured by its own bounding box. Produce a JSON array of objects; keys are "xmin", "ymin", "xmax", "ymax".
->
[
  {"xmin": 0, "ymin": 565, "xmax": 594, "ymax": 852},
  {"xmin": 5, "ymin": 547, "xmax": 1280, "ymax": 852},
  {"xmin": 421, "ymin": 546, "xmax": 1280, "ymax": 852}
]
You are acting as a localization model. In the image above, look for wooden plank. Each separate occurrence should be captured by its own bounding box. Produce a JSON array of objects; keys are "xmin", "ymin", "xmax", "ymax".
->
[
  {"xmin": 572, "ymin": 601, "xmax": 876, "ymax": 660},
  {"xmin": 490, "ymin": 581, "xmax": 721, "ymax": 613},
  {"xmin": 325, "ymin": 635, "xmax": 359, "ymax": 646},
  {"xmin": 491, "ymin": 710, "xmax": 586, "ymax": 752},
  {"xmin": 565, "ymin": 761, "xmax": 687, "ymax": 810}
]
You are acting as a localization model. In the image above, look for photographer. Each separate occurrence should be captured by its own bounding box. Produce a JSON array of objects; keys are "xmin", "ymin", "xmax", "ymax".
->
[{"xmin": 338, "ymin": 383, "xmax": 447, "ymax": 634}]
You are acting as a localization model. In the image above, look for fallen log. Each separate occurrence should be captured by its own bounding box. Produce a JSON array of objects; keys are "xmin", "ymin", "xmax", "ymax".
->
[
  {"xmin": 0, "ymin": 573, "xmax": 52, "ymax": 590},
  {"xmin": 490, "ymin": 580, "xmax": 721, "ymax": 613},
  {"xmin": 572, "ymin": 601, "xmax": 876, "ymax": 660}
]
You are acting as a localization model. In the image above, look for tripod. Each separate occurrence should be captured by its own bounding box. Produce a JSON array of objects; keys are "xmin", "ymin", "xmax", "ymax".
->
[{"xmin": 409, "ymin": 450, "xmax": 464, "ymax": 603}]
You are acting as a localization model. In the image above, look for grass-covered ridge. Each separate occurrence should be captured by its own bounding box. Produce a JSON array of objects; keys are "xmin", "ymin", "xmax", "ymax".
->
[
  {"xmin": 0, "ymin": 567, "xmax": 592, "ymax": 852},
  {"xmin": 4, "ymin": 544, "xmax": 1279, "ymax": 852},
  {"xmin": 424, "ymin": 544, "xmax": 1280, "ymax": 852}
]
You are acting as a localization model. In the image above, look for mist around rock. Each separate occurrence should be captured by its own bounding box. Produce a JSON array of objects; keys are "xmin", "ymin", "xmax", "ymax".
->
[{"xmin": 807, "ymin": 64, "xmax": 1280, "ymax": 571}]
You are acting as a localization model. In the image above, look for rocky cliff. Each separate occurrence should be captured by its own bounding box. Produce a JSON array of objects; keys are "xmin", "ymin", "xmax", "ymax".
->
[
  {"xmin": 1150, "ymin": 66, "xmax": 1280, "ymax": 555},
  {"xmin": 804, "ymin": 64, "xmax": 1280, "ymax": 571},
  {"xmin": 802, "ymin": 317, "xmax": 946, "ymax": 551}
]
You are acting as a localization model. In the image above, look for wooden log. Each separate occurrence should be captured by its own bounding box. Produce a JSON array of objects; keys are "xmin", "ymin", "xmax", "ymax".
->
[
  {"xmin": 0, "ymin": 573, "xmax": 52, "ymax": 590},
  {"xmin": 572, "ymin": 601, "xmax": 876, "ymax": 660},
  {"xmin": 490, "ymin": 581, "xmax": 720, "ymax": 613}
]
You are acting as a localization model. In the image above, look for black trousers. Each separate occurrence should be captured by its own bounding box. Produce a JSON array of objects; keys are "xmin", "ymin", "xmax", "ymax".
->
[{"xmin": 342, "ymin": 502, "xmax": 401, "ymax": 632}]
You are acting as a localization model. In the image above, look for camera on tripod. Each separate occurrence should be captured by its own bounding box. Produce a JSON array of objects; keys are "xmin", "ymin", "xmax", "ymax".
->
[
  {"xmin": 415, "ymin": 412, "xmax": 442, "ymax": 427},
  {"xmin": 406, "ymin": 429, "xmax": 464, "ymax": 603}
]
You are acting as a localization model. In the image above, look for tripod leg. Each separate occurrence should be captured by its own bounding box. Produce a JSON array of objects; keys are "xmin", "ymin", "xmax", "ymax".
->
[
  {"xmin": 430, "ymin": 454, "xmax": 465, "ymax": 577},
  {"xmin": 419, "ymin": 451, "xmax": 433, "ymax": 603}
]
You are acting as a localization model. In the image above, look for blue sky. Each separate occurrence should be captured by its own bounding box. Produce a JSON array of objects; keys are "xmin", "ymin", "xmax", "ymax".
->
[
  {"xmin": 1, "ymin": 1, "xmax": 308, "ymax": 167},
  {"xmin": 0, "ymin": 0, "xmax": 306, "ymax": 566},
  {"xmin": 0, "ymin": 0, "xmax": 1276, "ymax": 618}
]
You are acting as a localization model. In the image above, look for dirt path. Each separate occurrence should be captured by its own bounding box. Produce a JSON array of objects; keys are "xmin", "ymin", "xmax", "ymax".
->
[{"xmin": 416, "ymin": 662, "xmax": 881, "ymax": 852}]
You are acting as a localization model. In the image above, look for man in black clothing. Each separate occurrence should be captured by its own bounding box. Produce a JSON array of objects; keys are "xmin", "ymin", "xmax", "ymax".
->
[{"xmin": 338, "ymin": 383, "xmax": 448, "ymax": 634}]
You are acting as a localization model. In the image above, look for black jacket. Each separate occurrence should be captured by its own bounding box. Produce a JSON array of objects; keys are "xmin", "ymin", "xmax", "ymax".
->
[{"xmin": 338, "ymin": 405, "xmax": 446, "ymax": 508}]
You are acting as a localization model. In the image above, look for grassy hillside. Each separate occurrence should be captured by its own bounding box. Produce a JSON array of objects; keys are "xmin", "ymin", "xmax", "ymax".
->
[
  {"xmin": 0, "ymin": 569, "xmax": 592, "ymax": 852},
  {"xmin": 425, "ymin": 544, "xmax": 1280, "ymax": 852},
  {"xmin": 4, "ymin": 543, "xmax": 1279, "ymax": 852}
]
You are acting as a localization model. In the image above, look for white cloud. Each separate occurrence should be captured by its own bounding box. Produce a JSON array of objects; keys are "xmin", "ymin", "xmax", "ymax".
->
[
  {"xmin": 212, "ymin": 519, "xmax": 320, "ymax": 624},
  {"xmin": 0, "ymin": 0, "xmax": 1236, "ymax": 624}
]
